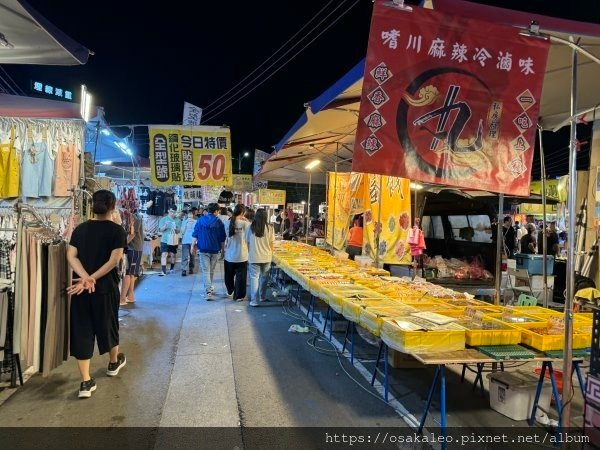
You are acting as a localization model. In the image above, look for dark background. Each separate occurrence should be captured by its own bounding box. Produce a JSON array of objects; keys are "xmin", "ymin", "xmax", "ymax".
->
[{"xmin": 1, "ymin": 0, "xmax": 598, "ymax": 179}]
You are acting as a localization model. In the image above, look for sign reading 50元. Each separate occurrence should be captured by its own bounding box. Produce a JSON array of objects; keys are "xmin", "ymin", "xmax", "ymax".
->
[{"xmin": 150, "ymin": 125, "xmax": 232, "ymax": 187}]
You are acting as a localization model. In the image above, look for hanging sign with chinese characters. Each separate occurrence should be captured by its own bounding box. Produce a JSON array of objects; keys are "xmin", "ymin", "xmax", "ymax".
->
[
  {"xmin": 352, "ymin": 3, "xmax": 550, "ymax": 196},
  {"xmin": 149, "ymin": 125, "xmax": 232, "ymax": 187}
]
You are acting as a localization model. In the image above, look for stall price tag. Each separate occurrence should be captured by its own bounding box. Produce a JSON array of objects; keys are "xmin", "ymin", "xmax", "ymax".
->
[{"xmin": 465, "ymin": 307, "xmax": 476, "ymax": 318}]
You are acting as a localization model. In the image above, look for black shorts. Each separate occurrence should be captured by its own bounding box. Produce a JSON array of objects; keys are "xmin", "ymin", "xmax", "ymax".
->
[
  {"xmin": 70, "ymin": 289, "xmax": 119, "ymax": 360},
  {"xmin": 126, "ymin": 249, "xmax": 142, "ymax": 276},
  {"xmin": 160, "ymin": 243, "xmax": 178, "ymax": 254}
]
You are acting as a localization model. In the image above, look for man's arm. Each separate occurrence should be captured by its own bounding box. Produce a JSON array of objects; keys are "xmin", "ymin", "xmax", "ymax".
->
[{"xmin": 90, "ymin": 248, "xmax": 124, "ymax": 281}]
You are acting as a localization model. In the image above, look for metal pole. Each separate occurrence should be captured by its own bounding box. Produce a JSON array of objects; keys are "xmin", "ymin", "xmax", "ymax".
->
[
  {"xmin": 539, "ymin": 127, "xmax": 549, "ymax": 308},
  {"xmin": 330, "ymin": 171, "xmax": 339, "ymax": 252},
  {"xmin": 306, "ymin": 171, "xmax": 312, "ymax": 243},
  {"xmin": 375, "ymin": 175, "xmax": 383, "ymax": 268},
  {"xmin": 562, "ymin": 45, "xmax": 578, "ymax": 428},
  {"xmin": 495, "ymin": 194, "xmax": 504, "ymax": 305}
]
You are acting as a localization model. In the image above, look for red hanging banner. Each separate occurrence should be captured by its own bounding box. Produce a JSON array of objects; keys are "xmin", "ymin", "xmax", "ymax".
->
[{"xmin": 352, "ymin": 2, "xmax": 551, "ymax": 196}]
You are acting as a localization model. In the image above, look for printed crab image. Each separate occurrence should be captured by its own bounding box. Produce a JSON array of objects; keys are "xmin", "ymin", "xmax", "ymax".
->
[
  {"xmin": 395, "ymin": 241, "xmax": 407, "ymax": 258},
  {"xmin": 364, "ymin": 242, "xmax": 373, "ymax": 257},
  {"xmin": 364, "ymin": 210, "xmax": 373, "ymax": 224},
  {"xmin": 379, "ymin": 240, "xmax": 388, "ymax": 256},
  {"xmin": 388, "ymin": 216, "xmax": 396, "ymax": 233},
  {"xmin": 399, "ymin": 212, "xmax": 410, "ymax": 230}
]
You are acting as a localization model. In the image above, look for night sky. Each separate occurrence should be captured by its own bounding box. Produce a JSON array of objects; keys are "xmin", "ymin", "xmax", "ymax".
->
[{"xmin": 3, "ymin": 0, "xmax": 599, "ymax": 176}]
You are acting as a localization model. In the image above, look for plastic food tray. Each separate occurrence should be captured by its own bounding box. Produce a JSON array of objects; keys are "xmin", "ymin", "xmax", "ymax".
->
[
  {"xmin": 359, "ymin": 306, "xmax": 417, "ymax": 337},
  {"xmin": 380, "ymin": 319, "xmax": 466, "ymax": 354},
  {"xmin": 439, "ymin": 311, "xmax": 522, "ymax": 346},
  {"xmin": 486, "ymin": 312, "xmax": 548, "ymax": 329},
  {"xmin": 519, "ymin": 325, "xmax": 591, "ymax": 351},
  {"xmin": 341, "ymin": 298, "xmax": 400, "ymax": 323},
  {"xmin": 544, "ymin": 349, "xmax": 589, "ymax": 359}
]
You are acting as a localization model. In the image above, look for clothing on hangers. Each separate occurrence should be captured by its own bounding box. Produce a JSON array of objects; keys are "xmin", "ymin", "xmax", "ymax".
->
[
  {"xmin": 0, "ymin": 128, "xmax": 20, "ymax": 199},
  {"xmin": 21, "ymin": 126, "xmax": 54, "ymax": 198}
]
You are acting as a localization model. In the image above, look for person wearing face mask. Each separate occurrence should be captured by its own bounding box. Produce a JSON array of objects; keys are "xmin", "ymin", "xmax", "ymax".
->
[
  {"xmin": 180, "ymin": 210, "xmax": 197, "ymax": 276},
  {"xmin": 158, "ymin": 208, "xmax": 181, "ymax": 276}
]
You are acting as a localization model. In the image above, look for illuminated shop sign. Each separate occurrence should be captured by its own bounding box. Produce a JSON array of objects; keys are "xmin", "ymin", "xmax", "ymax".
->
[{"xmin": 31, "ymin": 80, "xmax": 73, "ymax": 101}]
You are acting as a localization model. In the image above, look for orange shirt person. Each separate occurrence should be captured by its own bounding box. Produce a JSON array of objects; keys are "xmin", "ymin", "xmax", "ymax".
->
[{"xmin": 346, "ymin": 216, "xmax": 364, "ymax": 261}]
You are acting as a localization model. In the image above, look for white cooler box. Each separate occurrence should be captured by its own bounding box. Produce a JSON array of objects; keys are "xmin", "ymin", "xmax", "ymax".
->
[{"xmin": 487, "ymin": 370, "xmax": 551, "ymax": 421}]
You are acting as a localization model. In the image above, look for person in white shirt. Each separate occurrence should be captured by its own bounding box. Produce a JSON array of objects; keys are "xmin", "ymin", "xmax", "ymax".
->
[
  {"xmin": 180, "ymin": 210, "xmax": 197, "ymax": 276},
  {"xmin": 223, "ymin": 204, "xmax": 249, "ymax": 300},
  {"xmin": 246, "ymin": 208, "xmax": 275, "ymax": 307}
]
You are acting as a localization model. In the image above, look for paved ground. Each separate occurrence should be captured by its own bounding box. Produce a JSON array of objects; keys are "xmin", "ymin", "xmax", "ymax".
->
[{"xmin": 0, "ymin": 262, "xmax": 587, "ymax": 448}]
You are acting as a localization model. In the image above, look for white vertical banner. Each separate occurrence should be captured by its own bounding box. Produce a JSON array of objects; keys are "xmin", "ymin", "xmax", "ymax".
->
[
  {"xmin": 183, "ymin": 101, "xmax": 203, "ymax": 126},
  {"xmin": 253, "ymin": 148, "xmax": 270, "ymax": 190}
]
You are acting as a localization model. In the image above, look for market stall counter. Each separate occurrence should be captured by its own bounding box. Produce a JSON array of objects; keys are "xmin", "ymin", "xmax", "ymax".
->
[{"xmin": 272, "ymin": 241, "xmax": 592, "ymax": 447}]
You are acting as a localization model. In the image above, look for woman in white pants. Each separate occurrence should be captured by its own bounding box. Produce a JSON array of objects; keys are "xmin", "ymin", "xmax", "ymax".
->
[{"xmin": 246, "ymin": 209, "xmax": 274, "ymax": 307}]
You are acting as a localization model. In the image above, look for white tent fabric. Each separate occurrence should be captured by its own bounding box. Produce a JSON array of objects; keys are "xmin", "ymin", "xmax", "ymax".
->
[
  {"xmin": 260, "ymin": 1, "xmax": 600, "ymax": 185},
  {"xmin": 86, "ymin": 109, "xmax": 134, "ymax": 164},
  {"xmin": 0, "ymin": 0, "xmax": 90, "ymax": 65}
]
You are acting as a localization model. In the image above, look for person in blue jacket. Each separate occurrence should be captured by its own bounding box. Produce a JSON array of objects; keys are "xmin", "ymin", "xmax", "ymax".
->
[{"xmin": 192, "ymin": 203, "xmax": 227, "ymax": 299}]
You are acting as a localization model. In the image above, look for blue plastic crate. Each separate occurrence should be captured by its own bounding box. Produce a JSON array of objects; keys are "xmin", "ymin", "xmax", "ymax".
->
[{"xmin": 514, "ymin": 254, "xmax": 554, "ymax": 275}]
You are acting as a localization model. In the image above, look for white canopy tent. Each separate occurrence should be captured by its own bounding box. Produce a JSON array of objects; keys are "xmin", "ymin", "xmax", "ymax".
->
[{"xmin": 0, "ymin": 0, "xmax": 91, "ymax": 65}]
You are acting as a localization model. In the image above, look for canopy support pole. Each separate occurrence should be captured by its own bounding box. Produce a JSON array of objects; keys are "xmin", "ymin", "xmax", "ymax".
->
[
  {"xmin": 539, "ymin": 126, "xmax": 549, "ymax": 308},
  {"xmin": 495, "ymin": 194, "xmax": 504, "ymax": 305},
  {"xmin": 330, "ymin": 144, "xmax": 339, "ymax": 253},
  {"xmin": 563, "ymin": 43, "xmax": 578, "ymax": 429},
  {"xmin": 375, "ymin": 175, "xmax": 383, "ymax": 268}
]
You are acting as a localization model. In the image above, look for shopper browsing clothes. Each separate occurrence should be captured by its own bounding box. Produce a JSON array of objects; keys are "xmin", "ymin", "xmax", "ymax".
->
[
  {"xmin": 224, "ymin": 204, "xmax": 249, "ymax": 301},
  {"xmin": 158, "ymin": 208, "xmax": 181, "ymax": 276},
  {"xmin": 192, "ymin": 203, "xmax": 227, "ymax": 300},
  {"xmin": 66, "ymin": 190, "xmax": 128, "ymax": 399},
  {"xmin": 121, "ymin": 208, "xmax": 145, "ymax": 305},
  {"xmin": 180, "ymin": 210, "xmax": 197, "ymax": 276},
  {"xmin": 246, "ymin": 208, "xmax": 275, "ymax": 307}
]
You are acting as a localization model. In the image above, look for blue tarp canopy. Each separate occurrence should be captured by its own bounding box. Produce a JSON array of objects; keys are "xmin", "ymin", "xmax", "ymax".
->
[{"xmin": 86, "ymin": 109, "xmax": 134, "ymax": 164}]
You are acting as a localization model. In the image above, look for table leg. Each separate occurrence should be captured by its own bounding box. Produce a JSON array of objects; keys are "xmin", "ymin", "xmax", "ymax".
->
[
  {"xmin": 529, "ymin": 361, "xmax": 548, "ymax": 426},
  {"xmin": 572, "ymin": 361, "xmax": 585, "ymax": 397},
  {"xmin": 307, "ymin": 295, "xmax": 314, "ymax": 319},
  {"xmin": 350, "ymin": 322, "xmax": 355, "ymax": 365},
  {"xmin": 418, "ymin": 365, "xmax": 441, "ymax": 433},
  {"xmin": 322, "ymin": 306, "xmax": 331, "ymax": 335},
  {"xmin": 383, "ymin": 343, "xmax": 389, "ymax": 402},
  {"xmin": 547, "ymin": 363, "xmax": 562, "ymax": 427},
  {"xmin": 461, "ymin": 364, "xmax": 467, "ymax": 383},
  {"xmin": 472, "ymin": 363, "xmax": 485, "ymax": 397},
  {"xmin": 342, "ymin": 320, "xmax": 351, "ymax": 354},
  {"xmin": 440, "ymin": 365, "xmax": 447, "ymax": 443},
  {"xmin": 371, "ymin": 341, "xmax": 384, "ymax": 386}
]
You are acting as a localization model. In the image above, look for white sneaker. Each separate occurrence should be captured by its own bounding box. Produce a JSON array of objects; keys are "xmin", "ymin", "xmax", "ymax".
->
[
  {"xmin": 209, "ymin": 286, "xmax": 215, "ymax": 293},
  {"xmin": 206, "ymin": 291, "xmax": 213, "ymax": 301},
  {"xmin": 249, "ymin": 301, "xmax": 259, "ymax": 307}
]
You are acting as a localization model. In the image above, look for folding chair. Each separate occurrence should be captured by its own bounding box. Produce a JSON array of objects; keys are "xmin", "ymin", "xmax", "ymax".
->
[
  {"xmin": 517, "ymin": 293, "xmax": 538, "ymax": 306},
  {"xmin": 507, "ymin": 268, "xmax": 534, "ymax": 302}
]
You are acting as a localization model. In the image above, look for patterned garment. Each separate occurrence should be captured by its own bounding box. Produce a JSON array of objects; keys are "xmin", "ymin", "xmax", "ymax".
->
[
  {"xmin": 1, "ymin": 290, "xmax": 14, "ymax": 374},
  {"xmin": 0, "ymin": 239, "xmax": 13, "ymax": 280}
]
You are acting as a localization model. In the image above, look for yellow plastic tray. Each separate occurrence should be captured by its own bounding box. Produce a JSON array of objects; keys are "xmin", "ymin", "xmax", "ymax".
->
[
  {"xmin": 341, "ymin": 298, "xmax": 400, "ymax": 323},
  {"xmin": 380, "ymin": 319, "xmax": 466, "ymax": 354},
  {"xmin": 486, "ymin": 312, "xmax": 548, "ymax": 329},
  {"xmin": 438, "ymin": 311, "xmax": 522, "ymax": 346},
  {"xmin": 359, "ymin": 306, "xmax": 418, "ymax": 336},
  {"xmin": 518, "ymin": 325, "xmax": 591, "ymax": 351}
]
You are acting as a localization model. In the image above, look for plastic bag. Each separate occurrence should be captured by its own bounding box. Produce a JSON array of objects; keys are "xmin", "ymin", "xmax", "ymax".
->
[{"xmin": 469, "ymin": 256, "xmax": 485, "ymax": 280}]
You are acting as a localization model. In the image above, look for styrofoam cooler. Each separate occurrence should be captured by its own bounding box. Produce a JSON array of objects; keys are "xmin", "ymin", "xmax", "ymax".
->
[
  {"xmin": 487, "ymin": 370, "xmax": 551, "ymax": 421},
  {"xmin": 514, "ymin": 254, "xmax": 555, "ymax": 275}
]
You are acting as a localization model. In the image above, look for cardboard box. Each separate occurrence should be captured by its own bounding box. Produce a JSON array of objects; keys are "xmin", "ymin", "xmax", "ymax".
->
[
  {"xmin": 387, "ymin": 349, "xmax": 425, "ymax": 369},
  {"xmin": 584, "ymin": 402, "xmax": 600, "ymax": 447}
]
